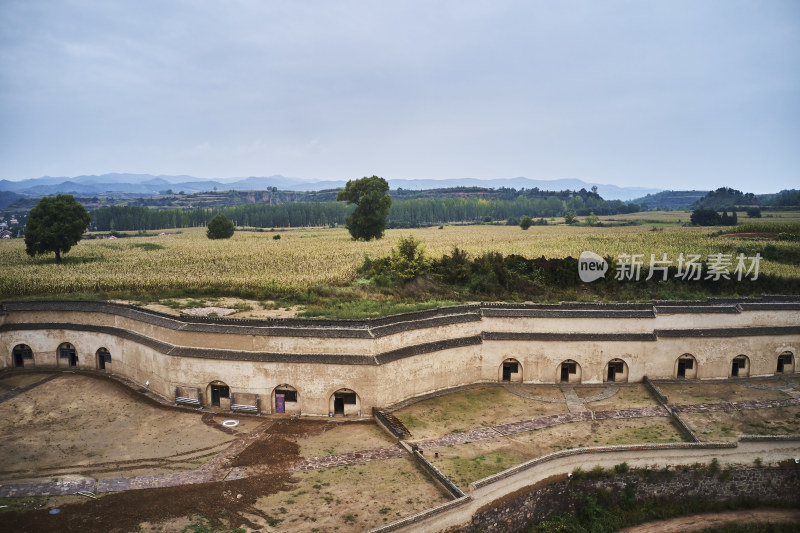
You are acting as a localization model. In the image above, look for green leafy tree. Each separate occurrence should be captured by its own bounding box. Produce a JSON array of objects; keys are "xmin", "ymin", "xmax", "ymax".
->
[
  {"xmin": 519, "ymin": 216, "xmax": 533, "ymax": 230},
  {"xmin": 746, "ymin": 206, "xmax": 762, "ymax": 218},
  {"xmin": 24, "ymin": 194, "xmax": 90, "ymax": 264},
  {"xmin": 564, "ymin": 210, "xmax": 577, "ymax": 225},
  {"xmin": 206, "ymin": 213, "xmax": 234, "ymax": 239},
  {"xmin": 337, "ymin": 176, "xmax": 392, "ymax": 240},
  {"xmin": 586, "ymin": 212, "xmax": 600, "ymax": 226}
]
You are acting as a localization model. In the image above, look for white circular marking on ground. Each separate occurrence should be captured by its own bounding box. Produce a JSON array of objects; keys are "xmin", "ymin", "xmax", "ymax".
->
[{"xmin": 222, "ymin": 419, "xmax": 239, "ymax": 427}]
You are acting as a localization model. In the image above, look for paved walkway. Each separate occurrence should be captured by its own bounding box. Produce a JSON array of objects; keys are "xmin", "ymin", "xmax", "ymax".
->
[{"xmin": 0, "ymin": 392, "xmax": 796, "ymax": 499}]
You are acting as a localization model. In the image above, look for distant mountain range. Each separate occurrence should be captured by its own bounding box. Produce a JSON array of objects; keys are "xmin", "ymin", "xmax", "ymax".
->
[{"xmin": 0, "ymin": 173, "xmax": 661, "ymax": 202}]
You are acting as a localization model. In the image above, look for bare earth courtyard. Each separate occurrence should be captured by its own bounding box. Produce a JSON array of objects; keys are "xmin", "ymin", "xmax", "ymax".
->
[{"xmin": 1, "ymin": 371, "xmax": 799, "ymax": 532}]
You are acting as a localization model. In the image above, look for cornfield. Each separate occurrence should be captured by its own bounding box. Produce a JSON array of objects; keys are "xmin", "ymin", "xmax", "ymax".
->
[{"xmin": 1, "ymin": 224, "xmax": 798, "ymax": 299}]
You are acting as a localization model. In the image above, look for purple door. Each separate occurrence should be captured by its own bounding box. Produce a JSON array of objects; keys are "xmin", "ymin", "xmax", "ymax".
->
[{"xmin": 276, "ymin": 394, "xmax": 285, "ymax": 414}]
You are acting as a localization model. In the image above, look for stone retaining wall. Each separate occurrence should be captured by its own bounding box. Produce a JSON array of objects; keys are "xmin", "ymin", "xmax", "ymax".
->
[{"xmin": 464, "ymin": 466, "xmax": 800, "ymax": 533}]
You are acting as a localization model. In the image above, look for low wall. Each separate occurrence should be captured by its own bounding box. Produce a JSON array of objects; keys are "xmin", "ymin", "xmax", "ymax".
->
[{"xmin": 465, "ymin": 466, "xmax": 800, "ymax": 533}]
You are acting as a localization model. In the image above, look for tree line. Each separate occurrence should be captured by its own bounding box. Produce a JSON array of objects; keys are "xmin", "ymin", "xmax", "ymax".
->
[{"xmin": 91, "ymin": 193, "xmax": 640, "ymax": 231}]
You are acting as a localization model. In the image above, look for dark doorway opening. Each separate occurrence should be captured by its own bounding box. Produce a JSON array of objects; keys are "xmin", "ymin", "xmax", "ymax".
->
[
  {"xmin": 777, "ymin": 353, "xmax": 793, "ymax": 373},
  {"xmin": 502, "ymin": 362, "xmax": 518, "ymax": 382},
  {"xmin": 210, "ymin": 384, "xmax": 230, "ymax": 407},
  {"xmin": 13, "ymin": 345, "xmax": 33, "ymax": 368},
  {"xmin": 333, "ymin": 391, "xmax": 356, "ymax": 415},
  {"xmin": 59, "ymin": 344, "xmax": 77, "ymax": 367},
  {"xmin": 677, "ymin": 357, "xmax": 693, "ymax": 378},
  {"xmin": 607, "ymin": 361, "xmax": 624, "ymax": 382},
  {"xmin": 560, "ymin": 362, "xmax": 576, "ymax": 383},
  {"xmin": 97, "ymin": 348, "xmax": 110, "ymax": 370},
  {"xmin": 732, "ymin": 357, "xmax": 746, "ymax": 377}
]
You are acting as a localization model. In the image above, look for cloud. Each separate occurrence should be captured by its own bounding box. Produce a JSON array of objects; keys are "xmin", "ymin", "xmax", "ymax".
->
[{"xmin": 0, "ymin": 1, "xmax": 797, "ymax": 191}]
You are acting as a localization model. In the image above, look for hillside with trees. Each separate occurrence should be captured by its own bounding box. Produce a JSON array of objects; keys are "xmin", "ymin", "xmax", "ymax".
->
[
  {"xmin": 632, "ymin": 190, "xmax": 708, "ymax": 210},
  {"xmin": 88, "ymin": 188, "xmax": 641, "ymax": 232},
  {"xmin": 692, "ymin": 187, "xmax": 760, "ymax": 210}
]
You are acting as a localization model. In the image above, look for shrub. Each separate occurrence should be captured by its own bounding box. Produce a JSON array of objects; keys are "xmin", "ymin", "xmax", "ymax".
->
[
  {"xmin": 746, "ymin": 206, "xmax": 762, "ymax": 218},
  {"xmin": 614, "ymin": 462, "xmax": 630, "ymax": 474},
  {"xmin": 389, "ymin": 235, "xmax": 431, "ymax": 281},
  {"xmin": 520, "ymin": 216, "xmax": 533, "ymax": 230}
]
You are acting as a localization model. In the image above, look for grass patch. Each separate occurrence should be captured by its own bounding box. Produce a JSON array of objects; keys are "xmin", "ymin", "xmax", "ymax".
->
[
  {"xmin": 436, "ymin": 452, "xmax": 519, "ymax": 485},
  {"xmin": 299, "ymin": 296, "xmax": 457, "ymax": 319},
  {"xmin": 601, "ymin": 421, "xmax": 684, "ymax": 445}
]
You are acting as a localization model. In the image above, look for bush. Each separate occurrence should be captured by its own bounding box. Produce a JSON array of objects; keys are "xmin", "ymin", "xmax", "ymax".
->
[
  {"xmin": 520, "ymin": 216, "xmax": 533, "ymax": 230},
  {"xmin": 746, "ymin": 206, "xmax": 762, "ymax": 218},
  {"xmin": 614, "ymin": 462, "xmax": 630, "ymax": 474},
  {"xmin": 206, "ymin": 214, "xmax": 234, "ymax": 239},
  {"xmin": 389, "ymin": 235, "xmax": 431, "ymax": 281},
  {"xmin": 690, "ymin": 209, "xmax": 722, "ymax": 226}
]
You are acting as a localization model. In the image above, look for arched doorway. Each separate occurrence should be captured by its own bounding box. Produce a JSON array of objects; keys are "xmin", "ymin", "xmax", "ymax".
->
[
  {"xmin": 558, "ymin": 360, "xmax": 581, "ymax": 384},
  {"xmin": 675, "ymin": 354, "xmax": 697, "ymax": 379},
  {"xmin": 731, "ymin": 355, "xmax": 749, "ymax": 378},
  {"xmin": 96, "ymin": 348, "xmax": 111, "ymax": 371},
  {"xmin": 777, "ymin": 352, "xmax": 795, "ymax": 374},
  {"xmin": 329, "ymin": 388, "xmax": 360, "ymax": 417},
  {"xmin": 206, "ymin": 380, "xmax": 230, "ymax": 408},
  {"xmin": 605, "ymin": 359, "xmax": 628, "ymax": 383},
  {"xmin": 58, "ymin": 343, "xmax": 77, "ymax": 368},
  {"xmin": 500, "ymin": 358, "xmax": 522, "ymax": 382},
  {"xmin": 272, "ymin": 384, "xmax": 300, "ymax": 415},
  {"xmin": 12, "ymin": 344, "xmax": 33, "ymax": 368}
]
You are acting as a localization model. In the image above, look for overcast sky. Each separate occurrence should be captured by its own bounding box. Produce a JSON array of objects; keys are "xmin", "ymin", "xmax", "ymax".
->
[{"xmin": 1, "ymin": 1, "xmax": 798, "ymax": 192}]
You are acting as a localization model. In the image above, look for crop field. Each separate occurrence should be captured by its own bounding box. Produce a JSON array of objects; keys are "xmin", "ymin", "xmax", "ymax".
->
[{"xmin": 1, "ymin": 221, "xmax": 798, "ymax": 302}]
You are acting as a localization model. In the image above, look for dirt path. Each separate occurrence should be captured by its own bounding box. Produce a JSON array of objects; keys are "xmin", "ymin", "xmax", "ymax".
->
[{"xmin": 617, "ymin": 508, "xmax": 800, "ymax": 532}]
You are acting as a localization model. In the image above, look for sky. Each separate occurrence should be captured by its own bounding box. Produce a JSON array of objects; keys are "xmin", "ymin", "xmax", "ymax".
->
[{"xmin": 0, "ymin": 1, "xmax": 798, "ymax": 192}]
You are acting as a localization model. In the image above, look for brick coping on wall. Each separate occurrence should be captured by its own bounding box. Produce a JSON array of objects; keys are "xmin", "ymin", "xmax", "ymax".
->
[{"xmin": 3, "ymin": 296, "xmax": 799, "ymax": 339}]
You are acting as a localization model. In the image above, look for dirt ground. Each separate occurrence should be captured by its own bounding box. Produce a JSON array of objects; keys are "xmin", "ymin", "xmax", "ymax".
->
[
  {"xmin": 429, "ymin": 417, "xmax": 683, "ymax": 486},
  {"xmin": 682, "ymin": 405, "xmax": 800, "ymax": 441},
  {"xmin": 124, "ymin": 298, "xmax": 303, "ymax": 319},
  {"xmin": 249, "ymin": 457, "xmax": 448, "ymax": 533},
  {"xmin": 617, "ymin": 508, "xmax": 800, "ymax": 533},
  {"xmin": 393, "ymin": 386, "xmax": 570, "ymax": 440},
  {"xmin": 296, "ymin": 420, "xmax": 395, "ymax": 457},
  {"xmin": 512, "ymin": 384, "xmax": 566, "ymax": 399},
  {"xmin": 582, "ymin": 383, "xmax": 660, "ymax": 410},
  {"xmin": 657, "ymin": 380, "xmax": 792, "ymax": 404},
  {"xmin": 2, "ymin": 373, "xmax": 798, "ymax": 532},
  {"xmin": 0, "ymin": 373, "xmax": 241, "ymax": 482},
  {"xmin": 0, "ymin": 373, "xmax": 52, "ymax": 390}
]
